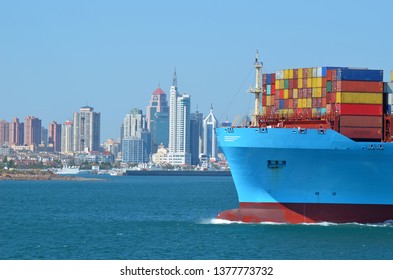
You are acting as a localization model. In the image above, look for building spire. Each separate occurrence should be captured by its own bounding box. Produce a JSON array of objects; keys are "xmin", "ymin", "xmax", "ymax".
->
[{"xmin": 172, "ymin": 67, "xmax": 177, "ymax": 87}]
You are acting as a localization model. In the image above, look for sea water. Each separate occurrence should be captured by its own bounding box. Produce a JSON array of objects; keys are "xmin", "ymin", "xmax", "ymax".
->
[{"xmin": 0, "ymin": 175, "xmax": 392, "ymax": 260}]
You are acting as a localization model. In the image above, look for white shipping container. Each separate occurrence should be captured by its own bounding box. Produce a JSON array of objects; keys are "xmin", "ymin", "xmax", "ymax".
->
[
  {"xmin": 276, "ymin": 70, "xmax": 284, "ymax": 80},
  {"xmin": 312, "ymin": 67, "xmax": 317, "ymax": 77},
  {"xmin": 317, "ymin": 67, "xmax": 322, "ymax": 77}
]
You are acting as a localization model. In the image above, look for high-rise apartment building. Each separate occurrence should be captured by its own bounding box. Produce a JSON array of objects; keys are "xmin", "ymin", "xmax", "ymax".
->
[
  {"xmin": 0, "ymin": 120, "xmax": 9, "ymax": 146},
  {"xmin": 9, "ymin": 117, "xmax": 24, "ymax": 146},
  {"xmin": 61, "ymin": 120, "xmax": 74, "ymax": 154},
  {"xmin": 122, "ymin": 108, "xmax": 149, "ymax": 163},
  {"xmin": 146, "ymin": 87, "xmax": 169, "ymax": 152},
  {"xmin": 48, "ymin": 121, "xmax": 62, "ymax": 152},
  {"xmin": 24, "ymin": 116, "xmax": 42, "ymax": 146},
  {"xmin": 167, "ymin": 71, "xmax": 191, "ymax": 165},
  {"xmin": 73, "ymin": 106, "xmax": 101, "ymax": 152}
]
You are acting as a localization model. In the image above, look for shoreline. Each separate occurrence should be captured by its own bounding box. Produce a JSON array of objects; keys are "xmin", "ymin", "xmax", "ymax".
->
[{"xmin": 0, "ymin": 170, "xmax": 101, "ymax": 181}]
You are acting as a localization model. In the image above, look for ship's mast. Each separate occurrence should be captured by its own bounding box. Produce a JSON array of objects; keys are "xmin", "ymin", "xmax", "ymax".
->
[{"xmin": 248, "ymin": 50, "xmax": 263, "ymax": 126}]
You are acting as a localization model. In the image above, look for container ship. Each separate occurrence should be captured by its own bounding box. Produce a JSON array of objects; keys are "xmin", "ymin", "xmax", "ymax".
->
[{"xmin": 216, "ymin": 51, "xmax": 393, "ymax": 223}]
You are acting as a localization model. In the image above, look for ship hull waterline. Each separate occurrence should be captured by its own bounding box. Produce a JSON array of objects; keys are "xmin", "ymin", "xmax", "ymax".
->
[{"xmin": 216, "ymin": 127, "xmax": 393, "ymax": 224}]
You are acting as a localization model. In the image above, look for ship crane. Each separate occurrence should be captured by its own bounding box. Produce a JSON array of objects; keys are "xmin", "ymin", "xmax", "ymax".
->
[{"xmin": 248, "ymin": 50, "xmax": 263, "ymax": 127}]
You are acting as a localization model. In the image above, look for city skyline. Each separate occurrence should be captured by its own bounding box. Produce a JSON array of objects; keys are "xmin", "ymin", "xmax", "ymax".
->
[{"xmin": 1, "ymin": 1, "xmax": 392, "ymax": 140}]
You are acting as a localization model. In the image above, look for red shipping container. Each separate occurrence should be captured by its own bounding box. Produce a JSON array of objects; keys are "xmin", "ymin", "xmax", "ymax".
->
[
  {"xmin": 336, "ymin": 81, "xmax": 383, "ymax": 93},
  {"xmin": 332, "ymin": 81, "xmax": 337, "ymax": 92},
  {"xmin": 340, "ymin": 115, "xmax": 382, "ymax": 127},
  {"xmin": 288, "ymin": 99, "xmax": 294, "ymax": 108},
  {"xmin": 339, "ymin": 104, "xmax": 382, "ymax": 116},
  {"xmin": 307, "ymin": 88, "xmax": 312, "ymax": 98},
  {"xmin": 322, "ymin": 88, "xmax": 327, "ymax": 98},
  {"xmin": 284, "ymin": 99, "xmax": 289, "ymax": 108},
  {"xmin": 327, "ymin": 70, "xmax": 332, "ymax": 80},
  {"xmin": 293, "ymin": 69, "xmax": 298, "ymax": 79},
  {"xmin": 322, "ymin": 77, "xmax": 327, "ymax": 88},
  {"xmin": 340, "ymin": 126, "xmax": 381, "ymax": 139},
  {"xmin": 271, "ymin": 84, "xmax": 276, "ymax": 94},
  {"xmin": 322, "ymin": 97, "xmax": 327, "ymax": 107},
  {"xmin": 279, "ymin": 90, "xmax": 284, "ymax": 99},
  {"xmin": 297, "ymin": 108, "xmax": 303, "ymax": 115},
  {"xmin": 332, "ymin": 70, "xmax": 337, "ymax": 81},
  {"xmin": 271, "ymin": 94, "xmax": 275, "ymax": 104},
  {"xmin": 293, "ymin": 78, "xmax": 298, "ymax": 88},
  {"xmin": 262, "ymin": 95, "xmax": 267, "ymax": 106},
  {"xmin": 303, "ymin": 78, "xmax": 308, "ymax": 89},
  {"xmin": 271, "ymin": 73, "xmax": 276, "ymax": 84},
  {"xmin": 288, "ymin": 89, "xmax": 293, "ymax": 99}
]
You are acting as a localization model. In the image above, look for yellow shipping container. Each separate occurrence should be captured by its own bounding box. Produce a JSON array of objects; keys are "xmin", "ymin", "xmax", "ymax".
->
[
  {"xmin": 312, "ymin": 77, "xmax": 317, "ymax": 88},
  {"xmin": 336, "ymin": 92, "xmax": 341, "ymax": 103},
  {"xmin": 303, "ymin": 98, "xmax": 307, "ymax": 108},
  {"xmin": 307, "ymin": 98, "xmax": 312, "ymax": 108},
  {"xmin": 312, "ymin": 108, "xmax": 317, "ymax": 115},
  {"xmin": 298, "ymin": 99, "xmax": 303, "ymax": 108},
  {"xmin": 308, "ymin": 67, "xmax": 313, "ymax": 78},
  {"xmin": 275, "ymin": 80, "xmax": 280, "ymax": 90},
  {"xmin": 307, "ymin": 78, "xmax": 312, "ymax": 88},
  {"xmin": 280, "ymin": 80, "xmax": 285, "ymax": 89},
  {"xmin": 284, "ymin": 69, "xmax": 289, "ymax": 79},
  {"xmin": 289, "ymin": 69, "xmax": 293, "ymax": 79},
  {"xmin": 293, "ymin": 88, "xmax": 298, "ymax": 99},
  {"xmin": 298, "ymin": 78, "xmax": 302, "ymax": 88},
  {"xmin": 262, "ymin": 106, "xmax": 267, "ymax": 115},
  {"xmin": 284, "ymin": 89, "xmax": 289, "ymax": 99},
  {"xmin": 317, "ymin": 77, "xmax": 322, "ymax": 88},
  {"xmin": 340, "ymin": 92, "xmax": 383, "ymax": 104},
  {"xmin": 267, "ymin": 96, "xmax": 271, "ymax": 106},
  {"xmin": 391, "ymin": 70, "xmax": 393, "ymax": 82},
  {"xmin": 316, "ymin": 87, "xmax": 322, "ymax": 98},
  {"xmin": 298, "ymin": 68, "xmax": 303, "ymax": 79}
]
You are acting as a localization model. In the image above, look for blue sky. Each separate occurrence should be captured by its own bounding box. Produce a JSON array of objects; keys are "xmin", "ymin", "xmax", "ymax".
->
[{"xmin": 0, "ymin": 0, "xmax": 392, "ymax": 140}]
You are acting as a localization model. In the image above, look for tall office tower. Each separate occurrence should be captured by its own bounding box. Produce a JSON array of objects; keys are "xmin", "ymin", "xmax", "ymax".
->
[
  {"xmin": 122, "ymin": 108, "xmax": 149, "ymax": 163},
  {"xmin": 24, "ymin": 116, "xmax": 42, "ymax": 146},
  {"xmin": 190, "ymin": 111, "xmax": 204, "ymax": 165},
  {"xmin": 0, "ymin": 120, "xmax": 9, "ymax": 146},
  {"xmin": 167, "ymin": 70, "xmax": 191, "ymax": 165},
  {"xmin": 61, "ymin": 121, "xmax": 74, "ymax": 154},
  {"xmin": 202, "ymin": 105, "xmax": 219, "ymax": 161},
  {"xmin": 146, "ymin": 87, "xmax": 169, "ymax": 152},
  {"xmin": 73, "ymin": 106, "xmax": 101, "ymax": 152},
  {"xmin": 48, "ymin": 121, "xmax": 62, "ymax": 152},
  {"xmin": 9, "ymin": 117, "xmax": 23, "ymax": 146}
]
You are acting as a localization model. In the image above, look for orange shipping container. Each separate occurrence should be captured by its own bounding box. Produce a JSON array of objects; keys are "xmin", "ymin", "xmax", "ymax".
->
[{"xmin": 340, "ymin": 127, "xmax": 381, "ymax": 139}]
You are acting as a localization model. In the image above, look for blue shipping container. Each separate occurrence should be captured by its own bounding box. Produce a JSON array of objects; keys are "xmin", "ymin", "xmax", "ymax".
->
[
  {"xmin": 266, "ymin": 74, "xmax": 272, "ymax": 85},
  {"xmin": 336, "ymin": 68, "xmax": 383, "ymax": 81},
  {"xmin": 279, "ymin": 100, "xmax": 284, "ymax": 109}
]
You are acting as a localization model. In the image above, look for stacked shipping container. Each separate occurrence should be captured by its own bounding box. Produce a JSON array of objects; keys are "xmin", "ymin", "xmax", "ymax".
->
[{"xmin": 262, "ymin": 67, "xmax": 385, "ymax": 140}]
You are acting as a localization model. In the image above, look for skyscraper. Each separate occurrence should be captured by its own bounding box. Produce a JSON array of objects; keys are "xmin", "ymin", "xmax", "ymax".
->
[
  {"xmin": 73, "ymin": 106, "xmax": 101, "ymax": 152},
  {"xmin": 167, "ymin": 70, "xmax": 191, "ymax": 165},
  {"xmin": 48, "ymin": 121, "xmax": 62, "ymax": 152},
  {"xmin": 122, "ymin": 108, "xmax": 149, "ymax": 163},
  {"xmin": 202, "ymin": 105, "xmax": 219, "ymax": 161},
  {"xmin": 190, "ymin": 111, "xmax": 204, "ymax": 165},
  {"xmin": 61, "ymin": 120, "xmax": 74, "ymax": 154},
  {"xmin": 0, "ymin": 120, "xmax": 9, "ymax": 146},
  {"xmin": 9, "ymin": 117, "xmax": 23, "ymax": 146},
  {"xmin": 24, "ymin": 116, "xmax": 42, "ymax": 146},
  {"xmin": 146, "ymin": 87, "xmax": 169, "ymax": 152}
]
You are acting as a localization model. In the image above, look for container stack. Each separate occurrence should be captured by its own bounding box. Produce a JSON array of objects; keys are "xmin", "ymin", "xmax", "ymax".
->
[
  {"xmin": 335, "ymin": 68, "xmax": 383, "ymax": 140},
  {"xmin": 262, "ymin": 67, "xmax": 385, "ymax": 140}
]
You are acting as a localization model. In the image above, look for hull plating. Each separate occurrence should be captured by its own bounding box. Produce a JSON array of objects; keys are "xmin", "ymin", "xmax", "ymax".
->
[{"xmin": 217, "ymin": 127, "xmax": 393, "ymax": 223}]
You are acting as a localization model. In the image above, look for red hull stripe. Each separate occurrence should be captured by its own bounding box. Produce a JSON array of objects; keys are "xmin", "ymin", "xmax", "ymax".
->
[{"xmin": 217, "ymin": 202, "xmax": 393, "ymax": 224}]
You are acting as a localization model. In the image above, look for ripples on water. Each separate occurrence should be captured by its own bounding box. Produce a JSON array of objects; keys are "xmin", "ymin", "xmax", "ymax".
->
[{"xmin": 1, "ymin": 176, "xmax": 393, "ymax": 260}]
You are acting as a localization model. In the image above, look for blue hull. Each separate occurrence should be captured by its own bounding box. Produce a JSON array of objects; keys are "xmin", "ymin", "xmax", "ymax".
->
[{"xmin": 216, "ymin": 127, "xmax": 393, "ymax": 223}]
